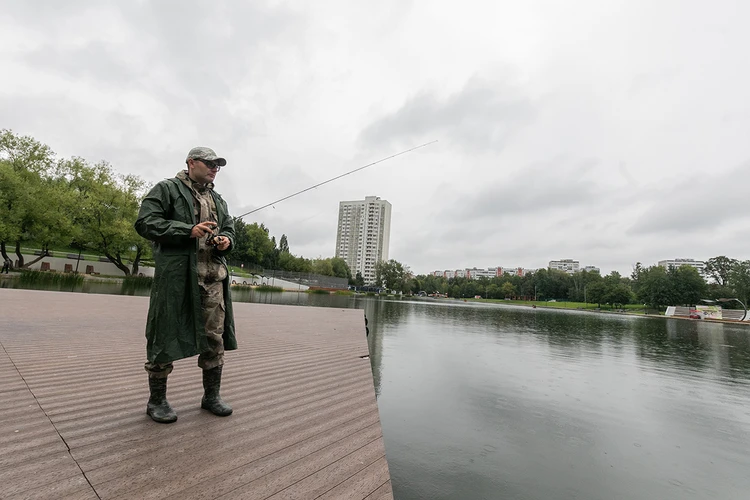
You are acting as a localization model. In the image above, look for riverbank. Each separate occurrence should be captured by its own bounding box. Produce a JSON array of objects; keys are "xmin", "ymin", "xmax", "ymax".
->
[{"xmin": 412, "ymin": 295, "xmax": 750, "ymax": 326}]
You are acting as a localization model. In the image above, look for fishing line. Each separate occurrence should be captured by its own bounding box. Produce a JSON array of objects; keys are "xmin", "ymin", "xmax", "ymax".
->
[{"xmin": 236, "ymin": 140, "xmax": 437, "ymax": 218}]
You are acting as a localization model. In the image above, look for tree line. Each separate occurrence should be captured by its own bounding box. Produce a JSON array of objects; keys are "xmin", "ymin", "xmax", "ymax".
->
[
  {"xmin": 228, "ymin": 219, "xmax": 352, "ymax": 281},
  {"xmin": 0, "ymin": 130, "xmax": 351, "ymax": 280},
  {"xmin": 377, "ymin": 257, "xmax": 750, "ymax": 310}
]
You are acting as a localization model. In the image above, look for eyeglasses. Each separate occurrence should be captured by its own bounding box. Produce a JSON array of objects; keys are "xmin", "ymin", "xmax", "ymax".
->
[{"xmin": 196, "ymin": 159, "xmax": 221, "ymax": 171}]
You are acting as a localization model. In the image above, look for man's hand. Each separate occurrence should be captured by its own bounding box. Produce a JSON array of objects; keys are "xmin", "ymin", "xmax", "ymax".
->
[
  {"xmin": 191, "ymin": 221, "xmax": 217, "ymax": 238},
  {"xmin": 213, "ymin": 236, "xmax": 231, "ymax": 251}
]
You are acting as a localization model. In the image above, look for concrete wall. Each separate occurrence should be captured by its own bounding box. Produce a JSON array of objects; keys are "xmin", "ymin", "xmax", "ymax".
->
[{"xmin": 11, "ymin": 254, "xmax": 155, "ymax": 277}]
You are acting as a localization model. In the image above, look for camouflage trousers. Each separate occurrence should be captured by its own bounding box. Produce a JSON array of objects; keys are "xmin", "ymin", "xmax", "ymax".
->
[{"xmin": 145, "ymin": 280, "xmax": 226, "ymax": 378}]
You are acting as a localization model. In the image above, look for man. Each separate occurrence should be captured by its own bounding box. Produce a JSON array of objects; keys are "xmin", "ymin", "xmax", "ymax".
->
[
  {"xmin": 135, "ymin": 147, "xmax": 237, "ymax": 424},
  {"xmin": 1, "ymin": 257, "xmax": 10, "ymax": 274}
]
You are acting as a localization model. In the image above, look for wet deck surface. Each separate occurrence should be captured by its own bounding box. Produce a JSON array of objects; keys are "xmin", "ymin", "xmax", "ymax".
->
[{"xmin": 0, "ymin": 288, "xmax": 392, "ymax": 499}]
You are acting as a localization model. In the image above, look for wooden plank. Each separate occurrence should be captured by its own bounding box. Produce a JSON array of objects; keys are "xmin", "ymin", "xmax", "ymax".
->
[
  {"xmin": 364, "ymin": 481, "xmax": 394, "ymax": 500},
  {"xmin": 5, "ymin": 475, "xmax": 98, "ymax": 500},
  {"xmin": 0, "ymin": 288, "xmax": 393, "ymax": 500}
]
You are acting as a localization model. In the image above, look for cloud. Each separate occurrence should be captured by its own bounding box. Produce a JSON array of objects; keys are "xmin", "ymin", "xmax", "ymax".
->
[
  {"xmin": 442, "ymin": 158, "xmax": 603, "ymax": 221},
  {"xmin": 628, "ymin": 160, "xmax": 750, "ymax": 235},
  {"xmin": 359, "ymin": 75, "xmax": 536, "ymax": 153},
  {"xmin": 2, "ymin": 0, "xmax": 750, "ymax": 278}
]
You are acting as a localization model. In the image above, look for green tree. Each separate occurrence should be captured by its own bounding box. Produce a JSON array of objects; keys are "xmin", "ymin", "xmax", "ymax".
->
[
  {"xmin": 636, "ymin": 266, "xmax": 674, "ymax": 309},
  {"xmin": 312, "ymin": 258, "xmax": 334, "ymax": 277},
  {"xmin": 330, "ymin": 257, "xmax": 351, "ymax": 280},
  {"xmin": 730, "ymin": 260, "xmax": 750, "ymax": 308},
  {"xmin": 500, "ymin": 281, "xmax": 516, "ymax": 298},
  {"xmin": 279, "ymin": 234, "xmax": 289, "ymax": 254},
  {"xmin": 586, "ymin": 281, "xmax": 608, "ymax": 307},
  {"xmin": 234, "ymin": 222, "xmax": 277, "ymax": 268},
  {"xmin": 533, "ymin": 269, "xmax": 570, "ymax": 300},
  {"xmin": 669, "ymin": 265, "xmax": 706, "ymax": 306},
  {"xmin": 228, "ymin": 218, "xmax": 251, "ymax": 263},
  {"xmin": 606, "ymin": 283, "xmax": 634, "ymax": 307},
  {"xmin": 354, "ymin": 271, "xmax": 365, "ymax": 287},
  {"xmin": 374, "ymin": 259, "xmax": 410, "ymax": 292},
  {"xmin": 64, "ymin": 159, "xmax": 149, "ymax": 275},
  {"xmin": 0, "ymin": 131, "xmax": 79, "ymax": 268},
  {"xmin": 705, "ymin": 256, "xmax": 737, "ymax": 287},
  {"xmin": 277, "ymin": 251, "xmax": 312, "ymax": 272}
]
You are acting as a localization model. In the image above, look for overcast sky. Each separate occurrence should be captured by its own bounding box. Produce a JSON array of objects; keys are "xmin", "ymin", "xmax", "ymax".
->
[{"xmin": 2, "ymin": 0, "xmax": 749, "ymax": 276}]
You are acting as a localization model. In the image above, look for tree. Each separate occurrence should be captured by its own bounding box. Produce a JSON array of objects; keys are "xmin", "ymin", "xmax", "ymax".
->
[
  {"xmin": 586, "ymin": 281, "xmax": 608, "ymax": 307},
  {"xmin": 730, "ymin": 260, "xmax": 750, "ymax": 308},
  {"xmin": 636, "ymin": 266, "xmax": 674, "ymax": 309},
  {"xmin": 354, "ymin": 271, "xmax": 365, "ymax": 287},
  {"xmin": 500, "ymin": 281, "xmax": 516, "ymax": 298},
  {"xmin": 606, "ymin": 283, "xmax": 634, "ymax": 307},
  {"xmin": 670, "ymin": 265, "xmax": 706, "ymax": 306},
  {"xmin": 277, "ymin": 251, "xmax": 312, "ymax": 272},
  {"xmin": 64, "ymin": 159, "xmax": 149, "ymax": 275},
  {"xmin": 279, "ymin": 234, "xmax": 289, "ymax": 254},
  {"xmin": 312, "ymin": 258, "xmax": 334, "ymax": 277},
  {"xmin": 330, "ymin": 257, "xmax": 351, "ymax": 280},
  {"xmin": 232, "ymin": 222, "xmax": 277, "ymax": 268},
  {"xmin": 374, "ymin": 259, "xmax": 410, "ymax": 292},
  {"xmin": 228, "ymin": 218, "xmax": 251, "ymax": 263},
  {"xmin": 0, "ymin": 128, "xmax": 55, "ymax": 175},
  {"xmin": 705, "ymin": 256, "xmax": 737, "ymax": 286},
  {"xmin": 0, "ymin": 130, "xmax": 69, "ymax": 267},
  {"xmin": 533, "ymin": 269, "xmax": 570, "ymax": 300}
]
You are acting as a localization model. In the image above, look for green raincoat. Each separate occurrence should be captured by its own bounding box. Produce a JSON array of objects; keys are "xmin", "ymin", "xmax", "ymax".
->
[{"xmin": 135, "ymin": 177, "xmax": 237, "ymax": 365}]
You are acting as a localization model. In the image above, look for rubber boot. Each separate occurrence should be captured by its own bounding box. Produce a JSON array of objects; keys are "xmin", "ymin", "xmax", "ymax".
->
[
  {"xmin": 146, "ymin": 376, "xmax": 178, "ymax": 423},
  {"xmin": 201, "ymin": 366, "xmax": 233, "ymax": 416}
]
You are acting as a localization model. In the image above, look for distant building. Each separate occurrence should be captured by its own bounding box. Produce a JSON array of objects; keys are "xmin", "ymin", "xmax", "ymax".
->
[
  {"xmin": 500, "ymin": 267, "xmax": 532, "ymax": 277},
  {"xmin": 335, "ymin": 196, "xmax": 392, "ymax": 284},
  {"xmin": 432, "ymin": 267, "xmax": 534, "ymax": 280},
  {"xmin": 583, "ymin": 265, "xmax": 600, "ymax": 274},
  {"xmin": 468, "ymin": 268, "xmax": 498, "ymax": 279},
  {"xmin": 657, "ymin": 258, "xmax": 706, "ymax": 276},
  {"xmin": 549, "ymin": 259, "xmax": 580, "ymax": 274}
]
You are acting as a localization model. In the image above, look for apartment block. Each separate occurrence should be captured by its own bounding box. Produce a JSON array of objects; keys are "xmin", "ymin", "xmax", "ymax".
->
[
  {"xmin": 657, "ymin": 258, "xmax": 706, "ymax": 275},
  {"xmin": 335, "ymin": 196, "xmax": 392, "ymax": 284},
  {"xmin": 432, "ymin": 267, "xmax": 534, "ymax": 279},
  {"xmin": 548, "ymin": 259, "xmax": 580, "ymax": 274}
]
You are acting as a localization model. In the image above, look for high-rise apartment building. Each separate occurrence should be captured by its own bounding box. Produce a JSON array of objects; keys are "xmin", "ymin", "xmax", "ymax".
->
[
  {"xmin": 335, "ymin": 196, "xmax": 392, "ymax": 284},
  {"xmin": 549, "ymin": 259, "xmax": 580, "ymax": 274}
]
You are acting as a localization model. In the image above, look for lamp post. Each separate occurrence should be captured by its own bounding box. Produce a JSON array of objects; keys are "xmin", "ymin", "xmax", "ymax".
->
[{"xmin": 700, "ymin": 298, "xmax": 748, "ymax": 321}]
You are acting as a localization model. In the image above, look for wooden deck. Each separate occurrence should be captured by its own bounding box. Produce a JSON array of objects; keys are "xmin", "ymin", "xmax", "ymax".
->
[{"xmin": 0, "ymin": 288, "xmax": 392, "ymax": 500}]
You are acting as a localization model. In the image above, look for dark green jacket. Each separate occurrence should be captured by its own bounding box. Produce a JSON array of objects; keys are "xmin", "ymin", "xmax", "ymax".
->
[{"xmin": 135, "ymin": 177, "xmax": 237, "ymax": 364}]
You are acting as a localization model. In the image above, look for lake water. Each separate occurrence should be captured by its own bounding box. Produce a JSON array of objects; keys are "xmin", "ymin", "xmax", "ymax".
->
[{"xmin": 3, "ymin": 279, "xmax": 749, "ymax": 499}]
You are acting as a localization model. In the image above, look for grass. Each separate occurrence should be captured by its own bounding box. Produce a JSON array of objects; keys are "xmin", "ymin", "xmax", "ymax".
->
[
  {"xmin": 122, "ymin": 275, "xmax": 154, "ymax": 288},
  {"xmin": 18, "ymin": 269, "xmax": 84, "ymax": 288},
  {"xmin": 465, "ymin": 297, "xmax": 655, "ymax": 314},
  {"xmin": 308, "ymin": 289, "xmax": 331, "ymax": 295},
  {"xmin": 256, "ymin": 285, "xmax": 283, "ymax": 292},
  {"xmin": 228, "ymin": 267, "xmax": 256, "ymax": 278}
]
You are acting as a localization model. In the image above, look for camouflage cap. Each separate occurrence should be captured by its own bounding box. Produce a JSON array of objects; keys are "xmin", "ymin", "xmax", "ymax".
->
[{"xmin": 186, "ymin": 147, "xmax": 227, "ymax": 167}]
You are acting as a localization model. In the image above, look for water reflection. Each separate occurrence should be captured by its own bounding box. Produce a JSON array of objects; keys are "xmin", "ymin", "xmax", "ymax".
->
[{"xmin": 366, "ymin": 301, "xmax": 750, "ymax": 500}]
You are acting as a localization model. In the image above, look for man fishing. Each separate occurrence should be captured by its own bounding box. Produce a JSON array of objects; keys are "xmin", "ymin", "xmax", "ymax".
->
[{"xmin": 135, "ymin": 147, "xmax": 237, "ymax": 423}]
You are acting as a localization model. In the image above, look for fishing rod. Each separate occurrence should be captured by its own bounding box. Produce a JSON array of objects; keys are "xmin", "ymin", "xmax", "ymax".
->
[{"xmin": 236, "ymin": 140, "xmax": 437, "ymax": 218}]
